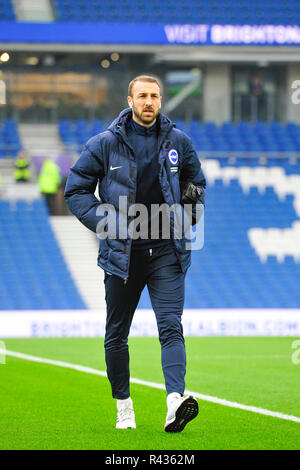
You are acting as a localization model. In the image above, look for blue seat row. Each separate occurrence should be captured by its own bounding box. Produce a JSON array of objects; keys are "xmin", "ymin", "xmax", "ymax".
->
[
  {"xmin": 58, "ymin": 119, "xmax": 300, "ymax": 153},
  {"xmin": 175, "ymin": 120, "xmax": 300, "ymax": 152},
  {"xmin": 59, "ymin": 119, "xmax": 107, "ymax": 151},
  {"xmin": 52, "ymin": 0, "xmax": 300, "ymax": 24}
]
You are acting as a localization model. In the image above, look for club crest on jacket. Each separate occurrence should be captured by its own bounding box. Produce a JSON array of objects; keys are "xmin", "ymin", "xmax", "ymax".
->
[{"xmin": 168, "ymin": 149, "xmax": 178, "ymax": 165}]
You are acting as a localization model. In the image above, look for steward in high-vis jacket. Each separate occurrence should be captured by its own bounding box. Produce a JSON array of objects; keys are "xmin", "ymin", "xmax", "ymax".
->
[
  {"xmin": 38, "ymin": 158, "xmax": 61, "ymax": 195},
  {"xmin": 38, "ymin": 158, "xmax": 61, "ymax": 214},
  {"xmin": 14, "ymin": 151, "xmax": 31, "ymax": 182},
  {"xmin": 64, "ymin": 107, "xmax": 206, "ymax": 281}
]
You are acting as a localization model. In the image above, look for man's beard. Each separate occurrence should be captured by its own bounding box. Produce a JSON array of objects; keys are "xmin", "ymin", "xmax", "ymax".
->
[{"xmin": 132, "ymin": 105, "xmax": 159, "ymax": 126}]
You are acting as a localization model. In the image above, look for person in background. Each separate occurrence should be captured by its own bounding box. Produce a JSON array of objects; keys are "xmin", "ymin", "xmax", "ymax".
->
[
  {"xmin": 249, "ymin": 74, "xmax": 266, "ymax": 120},
  {"xmin": 249, "ymin": 74, "xmax": 264, "ymax": 98},
  {"xmin": 38, "ymin": 158, "xmax": 61, "ymax": 215},
  {"xmin": 14, "ymin": 150, "xmax": 31, "ymax": 183}
]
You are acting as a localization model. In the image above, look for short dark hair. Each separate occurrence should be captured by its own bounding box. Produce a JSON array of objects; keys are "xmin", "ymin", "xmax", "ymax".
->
[{"xmin": 128, "ymin": 75, "xmax": 162, "ymax": 97}]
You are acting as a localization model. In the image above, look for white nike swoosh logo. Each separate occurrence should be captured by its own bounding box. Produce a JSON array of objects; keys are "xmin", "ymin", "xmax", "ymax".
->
[{"xmin": 110, "ymin": 165, "xmax": 123, "ymax": 170}]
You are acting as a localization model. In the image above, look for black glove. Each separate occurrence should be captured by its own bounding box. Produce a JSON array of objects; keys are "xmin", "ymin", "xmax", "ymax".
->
[{"xmin": 180, "ymin": 182, "xmax": 203, "ymax": 205}]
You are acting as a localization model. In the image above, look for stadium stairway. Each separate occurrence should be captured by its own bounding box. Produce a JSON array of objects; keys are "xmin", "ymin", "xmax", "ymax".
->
[
  {"xmin": 0, "ymin": 158, "xmax": 40, "ymax": 201},
  {"xmin": 0, "ymin": 158, "xmax": 15, "ymax": 197},
  {"xmin": 19, "ymin": 124, "xmax": 66, "ymax": 158},
  {"xmin": 12, "ymin": 0, "xmax": 54, "ymax": 22},
  {"xmin": 49, "ymin": 216, "xmax": 106, "ymax": 310}
]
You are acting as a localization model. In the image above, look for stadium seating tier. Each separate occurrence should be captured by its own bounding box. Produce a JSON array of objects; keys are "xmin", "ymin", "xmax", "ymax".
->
[
  {"xmin": 0, "ymin": 200, "xmax": 86, "ymax": 309},
  {"xmin": 58, "ymin": 119, "xmax": 300, "ymax": 154},
  {"xmin": 51, "ymin": 0, "xmax": 300, "ymax": 24},
  {"xmin": 1, "ymin": 0, "xmax": 299, "ymax": 24}
]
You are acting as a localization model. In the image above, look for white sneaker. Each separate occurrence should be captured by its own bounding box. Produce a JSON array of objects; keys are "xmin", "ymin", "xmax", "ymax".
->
[
  {"xmin": 116, "ymin": 397, "xmax": 136, "ymax": 429},
  {"xmin": 164, "ymin": 392, "xmax": 198, "ymax": 433}
]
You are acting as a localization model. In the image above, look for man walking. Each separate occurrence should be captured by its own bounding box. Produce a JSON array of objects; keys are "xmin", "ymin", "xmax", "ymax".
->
[{"xmin": 64, "ymin": 75, "xmax": 206, "ymax": 432}]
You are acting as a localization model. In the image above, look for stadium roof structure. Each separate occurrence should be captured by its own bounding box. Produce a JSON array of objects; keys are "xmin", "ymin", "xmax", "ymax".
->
[{"xmin": 0, "ymin": 22, "xmax": 300, "ymax": 63}]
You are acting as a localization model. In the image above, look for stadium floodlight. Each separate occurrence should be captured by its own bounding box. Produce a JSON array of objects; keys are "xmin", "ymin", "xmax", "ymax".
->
[
  {"xmin": 0, "ymin": 52, "xmax": 10, "ymax": 63},
  {"xmin": 110, "ymin": 52, "xmax": 119, "ymax": 62},
  {"xmin": 101, "ymin": 59, "xmax": 110, "ymax": 68},
  {"xmin": 25, "ymin": 56, "xmax": 39, "ymax": 66}
]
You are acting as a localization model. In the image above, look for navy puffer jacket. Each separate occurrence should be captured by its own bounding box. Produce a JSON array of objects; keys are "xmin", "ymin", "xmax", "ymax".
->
[{"xmin": 64, "ymin": 108, "xmax": 206, "ymax": 280}]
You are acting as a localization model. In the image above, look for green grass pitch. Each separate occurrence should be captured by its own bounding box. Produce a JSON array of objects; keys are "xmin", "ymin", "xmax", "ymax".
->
[{"xmin": 0, "ymin": 337, "xmax": 300, "ymax": 450}]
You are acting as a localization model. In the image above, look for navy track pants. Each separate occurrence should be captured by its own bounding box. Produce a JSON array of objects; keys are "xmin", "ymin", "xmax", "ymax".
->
[{"xmin": 104, "ymin": 244, "xmax": 186, "ymax": 399}]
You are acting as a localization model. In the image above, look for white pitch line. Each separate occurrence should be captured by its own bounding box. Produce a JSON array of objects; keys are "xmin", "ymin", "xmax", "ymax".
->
[
  {"xmin": 192, "ymin": 355, "xmax": 289, "ymax": 360},
  {"xmin": 3, "ymin": 349, "xmax": 300, "ymax": 425}
]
